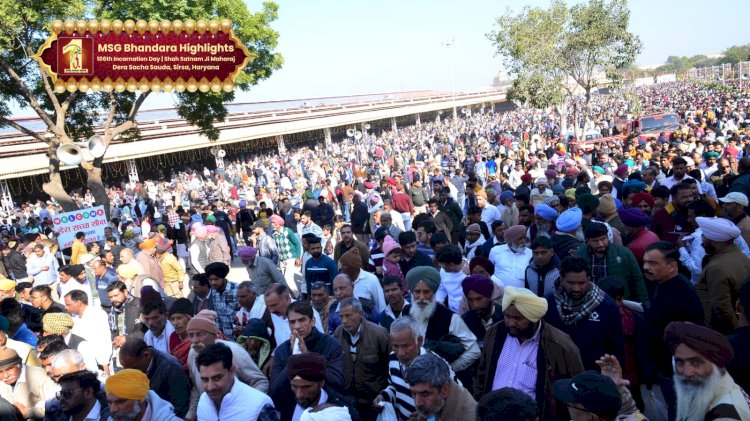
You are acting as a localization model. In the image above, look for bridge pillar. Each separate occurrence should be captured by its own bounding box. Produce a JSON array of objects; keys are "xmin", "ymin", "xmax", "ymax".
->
[
  {"xmin": 416, "ymin": 114, "xmax": 421, "ymax": 126},
  {"xmin": 324, "ymin": 127, "xmax": 332, "ymax": 148},
  {"xmin": 127, "ymin": 159, "xmax": 139, "ymax": 183},
  {"xmin": 0, "ymin": 180, "xmax": 13, "ymax": 214},
  {"xmin": 391, "ymin": 117, "xmax": 397, "ymax": 133}
]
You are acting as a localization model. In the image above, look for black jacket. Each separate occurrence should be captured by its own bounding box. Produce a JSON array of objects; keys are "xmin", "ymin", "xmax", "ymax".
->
[
  {"xmin": 728, "ymin": 326, "xmax": 750, "ymax": 394},
  {"xmin": 551, "ymin": 233, "xmax": 582, "ymax": 262},
  {"xmin": 110, "ymin": 297, "xmax": 146, "ymax": 340},
  {"xmin": 146, "ymin": 349, "xmax": 191, "ymax": 418},
  {"xmin": 3, "ymin": 250, "xmax": 27, "ymax": 279},
  {"xmin": 270, "ymin": 328, "xmax": 345, "ymax": 417},
  {"xmin": 350, "ymin": 202, "xmax": 369, "ymax": 234},
  {"xmin": 399, "ymin": 251, "xmax": 433, "ymax": 275}
]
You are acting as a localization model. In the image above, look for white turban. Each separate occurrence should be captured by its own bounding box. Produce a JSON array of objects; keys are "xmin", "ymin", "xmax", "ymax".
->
[
  {"xmin": 502, "ymin": 286, "xmax": 548, "ymax": 323},
  {"xmin": 300, "ymin": 406, "xmax": 352, "ymax": 421},
  {"xmin": 697, "ymin": 217, "xmax": 741, "ymax": 242}
]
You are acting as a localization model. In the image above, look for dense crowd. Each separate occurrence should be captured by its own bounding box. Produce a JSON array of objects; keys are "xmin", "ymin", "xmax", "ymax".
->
[{"xmin": 0, "ymin": 81, "xmax": 749, "ymax": 420}]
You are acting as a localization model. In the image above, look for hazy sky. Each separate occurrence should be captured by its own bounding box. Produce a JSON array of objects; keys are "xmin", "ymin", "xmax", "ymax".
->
[{"xmin": 9, "ymin": 0, "xmax": 750, "ymax": 116}]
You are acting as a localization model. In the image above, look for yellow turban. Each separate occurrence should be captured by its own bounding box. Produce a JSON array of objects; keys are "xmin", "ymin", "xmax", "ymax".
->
[
  {"xmin": 105, "ymin": 369, "xmax": 150, "ymax": 401},
  {"xmin": 117, "ymin": 264, "xmax": 139, "ymax": 279},
  {"xmin": 502, "ymin": 286, "xmax": 548, "ymax": 323},
  {"xmin": 0, "ymin": 278, "xmax": 15, "ymax": 292},
  {"xmin": 42, "ymin": 313, "xmax": 74, "ymax": 334}
]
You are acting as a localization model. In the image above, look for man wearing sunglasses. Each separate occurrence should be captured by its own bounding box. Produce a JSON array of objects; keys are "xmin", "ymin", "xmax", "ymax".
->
[{"xmin": 54, "ymin": 370, "xmax": 111, "ymax": 421}]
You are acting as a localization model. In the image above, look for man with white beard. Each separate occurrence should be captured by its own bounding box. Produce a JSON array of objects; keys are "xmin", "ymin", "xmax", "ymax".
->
[
  {"xmin": 664, "ymin": 321, "xmax": 750, "ymax": 421},
  {"xmin": 402, "ymin": 266, "xmax": 479, "ymax": 373}
]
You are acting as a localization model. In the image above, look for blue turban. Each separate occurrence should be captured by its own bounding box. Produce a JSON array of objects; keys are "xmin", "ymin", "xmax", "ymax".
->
[
  {"xmin": 534, "ymin": 204, "xmax": 559, "ymax": 221},
  {"xmin": 552, "ymin": 184, "xmax": 565, "ymax": 194},
  {"xmin": 557, "ymin": 207, "xmax": 582, "ymax": 232},
  {"xmin": 500, "ymin": 190, "xmax": 515, "ymax": 203},
  {"xmin": 621, "ymin": 180, "xmax": 647, "ymax": 194},
  {"xmin": 593, "ymin": 166, "xmax": 604, "ymax": 175}
]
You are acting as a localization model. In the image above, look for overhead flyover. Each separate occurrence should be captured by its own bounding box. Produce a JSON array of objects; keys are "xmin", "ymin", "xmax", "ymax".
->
[{"xmin": 0, "ymin": 89, "xmax": 506, "ymax": 179}]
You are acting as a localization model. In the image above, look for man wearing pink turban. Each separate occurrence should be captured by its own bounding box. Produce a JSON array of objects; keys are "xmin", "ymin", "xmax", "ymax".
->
[
  {"xmin": 190, "ymin": 224, "xmax": 210, "ymax": 274},
  {"xmin": 270, "ymin": 213, "xmax": 302, "ymax": 297}
]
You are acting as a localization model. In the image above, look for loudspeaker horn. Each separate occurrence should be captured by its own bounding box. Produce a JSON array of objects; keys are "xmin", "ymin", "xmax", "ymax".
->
[
  {"xmin": 461, "ymin": 108, "xmax": 468, "ymax": 114},
  {"xmin": 365, "ymin": 124, "xmax": 371, "ymax": 130},
  {"xmin": 354, "ymin": 131, "xmax": 363, "ymax": 140},
  {"xmin": 217, "ymin": 149, "xmax": 226, "ymax": 158},
  {"xmin": 56, "ymin": 144, "xmax": 84, "ymax": 166},
  {"xmin": 88, "ymin": 135, "xmax": 106, "ymax": 158},
  {"xmin": 346, "ymin": 128, "xmax": 355, "ymax": 137}
]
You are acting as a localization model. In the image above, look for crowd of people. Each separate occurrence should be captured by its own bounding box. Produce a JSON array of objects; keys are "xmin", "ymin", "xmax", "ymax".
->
[{"xmin": 0, "ymin": 80, "xmax": 749, "ymax": 420}]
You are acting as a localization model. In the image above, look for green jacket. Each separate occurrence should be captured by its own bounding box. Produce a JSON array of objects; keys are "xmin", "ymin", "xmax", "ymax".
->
[{"xmin": 576, "ymin": 243, "xmax": 650, "ymax": 305}]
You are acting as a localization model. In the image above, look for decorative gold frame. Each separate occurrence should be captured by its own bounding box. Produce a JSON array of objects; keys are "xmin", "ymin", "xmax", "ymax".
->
[{"xmin": 33, "ymin": 19, "xmax": 254, "ymax": 93}]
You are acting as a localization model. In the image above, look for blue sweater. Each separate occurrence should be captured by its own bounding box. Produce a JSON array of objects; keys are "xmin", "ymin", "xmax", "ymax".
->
[
  {"xmin": 304, "ymin": 255, "xmax": 339, "ymax": 293},
  {"xmin": 544, "ymin": 292, "xmax": 624, "ymax": 371}
]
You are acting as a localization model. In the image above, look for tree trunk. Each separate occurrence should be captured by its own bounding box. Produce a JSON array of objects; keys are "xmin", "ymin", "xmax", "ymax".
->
[
  {"xmin": 559, "ymin": 101, "xmax": 569, "ymax": 139},
  {"xmin": 42, "ymin": 172, "xmax": 77, "ymax": 213},
  {"xmin": 86, "ymin": 159, "xmax": 110, "ymax": 217}
]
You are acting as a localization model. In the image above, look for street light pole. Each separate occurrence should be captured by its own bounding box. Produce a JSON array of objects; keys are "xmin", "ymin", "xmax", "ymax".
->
[{"xmin": 442, "ymin": 38, "xmax": 457, "ymax": 121}]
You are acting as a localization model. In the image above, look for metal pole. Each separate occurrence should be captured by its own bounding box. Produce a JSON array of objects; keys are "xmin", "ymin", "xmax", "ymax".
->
[
  {"xmin": 324, "ymin": 127, "xmax": 332, "ymax": 149},
  {"xmin": 416, "ymin": 113, "xmax": 421, "ymax": 126},
  {"xmin": 443, "ymin": 39, "xmax": 457, "ymax": 121},
  {"xmin": 391, "ymin": 117, "xmax": 397, "ymax": 133},
  {"xmin": 127, "ymin": 159, "xmax": 139, "ymax": 183},
  {"xmin": 0, "ymin": 180, "xmax": 13, "ymax": 214}
]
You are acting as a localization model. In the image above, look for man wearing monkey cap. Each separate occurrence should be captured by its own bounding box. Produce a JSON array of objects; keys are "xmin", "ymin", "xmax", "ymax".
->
[{"xmin": 474, "ymin": 286, "xmax": 584, "ymax": 420}]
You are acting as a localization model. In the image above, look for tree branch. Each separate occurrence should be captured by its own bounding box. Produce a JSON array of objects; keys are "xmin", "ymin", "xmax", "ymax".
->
[
  {"xmin": 103, "ymin": 93, "xmax": 117, "ymax": 131},
  {"xmin": 127, "ymin": 92, "xmax": 150, "ymax": 120},
  {"xmin": 21, "ymin": 43, "xmax": 63, "ymax": 120},
  {"xmin": 0, "ymin": 117, "xmax": 46, "ymax": 142},
  {"xmin": 59, "ymin": 92, "xmax": 77, "ymax": 127},
  {"xmin": 0, "ymin": 56, "xmax": 57, "ymax": 130}
]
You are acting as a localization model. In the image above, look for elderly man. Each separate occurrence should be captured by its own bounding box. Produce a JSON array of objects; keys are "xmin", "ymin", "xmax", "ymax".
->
[
  {"xmin": 405, "ymin": 353, "xmax": 477, "ymax": 420},
  {"xmin": 719, "ymin": 192, "xmax": 750, "ymax": 249},
  {"xmin": 167, "ymin": 298, "xmax": 194, "ymax": 369},
  {"xmin": 530, "ymin": 203, "xmax": 557, "ymax": 241},
  {"xmin": 460, "ymin": 275, "xmax": 503, "ymax": 350},
  {"xmin": 105, "ymin": 369, "xmax": 182, "ymax": 421},
  {"xmin": 551, "ymin": 207, "xmax": 584, "ymax": 261},
  {"xmin": 119, "ymin": 338, "xmax": 191, "ymax": 418},
  {"xmin": 270, "ymin": 214, "xmax": 302, "ymax": 297},
  {"xmin": 544, "ymin": 256, "xmax": 624, "ymax": 370},
  {"xmin": 575, "ymin": 223, "xmax": 650, "ymax": 305},
  {"xmin": 136, "ymin": 239, "xmax": 165, "ymax": 288},
  {"xmin": 41, "ymin": 313, "xmax": 98, "ymax": 372},
  {"xmin": 475, "ymin": 286, "xmax": 583, "ymax": 419},
  {"xmin": 332, "ymin": 297, "xmax": 391, "ymax": 419},
  {"xmin": 196, "ymin": 343, "xmax": 276, "ymax": 421},
  {"xmin": 238, "ymin": 246, "xmax": 285, "ymax": 293},
  {"xmin": 189, "ymin": 225, "xmax": 211, "ymax": 275},
  {"xmin": 489, "ymin": 225, "xmax": 531, "ymax": 289},
  {"xmin": 0, "ymin": 346, "xmax": 57, "ymax": 418},
  {"xmin": 664, "ymin": 322, "xmax": 750, "ymax": 421},
  {"xmin": 695, "ymin": 216, "xmax": 750, "ymax": 333},
  {"xmin": 403, "ymin": 266, "xmax": 479, "ymax": 373},
  {"xmin": 374, "ymin": 316, "xmax": 458, "ymax": 420},
  {"xmin": 338, "ymin": 248, "xmax": 386, "ymax": 317},
  {"xmin": 155, "ymin": 246, "xmax": 185, "ymax": 298},
  {"xmin": 186, "ymin": 309, "xmax": 268, "ymax": 420}
]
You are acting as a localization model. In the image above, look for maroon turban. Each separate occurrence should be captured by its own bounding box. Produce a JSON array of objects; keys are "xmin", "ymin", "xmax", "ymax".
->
[
  {"xmin": 631, "ymin": 193, "xmax": 654, "ymax": 208},
  {"xmin": 287, "ymin": 352, "xmax": 327, "ymax": 382},
  {"xmin": 469, "ymin": 256, "xmax": 494, "ymax": 275},
  {"xmin": 664, "ymin": 322, "xmax": 733, "ymax": 368}
]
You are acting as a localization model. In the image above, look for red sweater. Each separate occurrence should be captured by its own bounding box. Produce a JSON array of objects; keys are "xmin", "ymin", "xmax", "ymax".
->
[{"xmin": 392, "ymin": 192, "xmax": 414, "ymax": 213}]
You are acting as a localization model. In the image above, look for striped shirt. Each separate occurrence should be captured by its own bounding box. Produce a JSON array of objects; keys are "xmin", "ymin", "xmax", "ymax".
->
[{"xmin": 380, "ymin": 348, "xmax": 459, "ymax": 421}]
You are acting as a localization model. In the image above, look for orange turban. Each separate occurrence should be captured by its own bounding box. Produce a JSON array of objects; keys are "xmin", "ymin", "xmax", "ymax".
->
[
  {"xmin": 139, "ymin": 239, "xmax": 156, "ymax": 250},
  {"xmin": 105, "ymin": 369, "xmax": 150, "ymax": 400}
]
